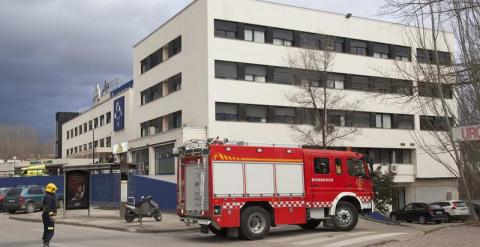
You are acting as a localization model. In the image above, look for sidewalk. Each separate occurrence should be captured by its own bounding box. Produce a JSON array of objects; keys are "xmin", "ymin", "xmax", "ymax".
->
[{"xmin": 9, "ymin": 208, "xmax": 199, "ymax": 233}]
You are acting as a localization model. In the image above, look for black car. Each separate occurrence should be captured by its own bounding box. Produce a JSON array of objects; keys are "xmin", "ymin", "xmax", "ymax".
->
[{"xmin": 390, "ymin": 203, "xmax": 447, "ymax": 224}]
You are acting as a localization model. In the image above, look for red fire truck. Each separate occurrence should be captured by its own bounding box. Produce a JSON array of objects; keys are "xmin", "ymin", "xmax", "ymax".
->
[{"xmin": 176, "ymin": 140, "xmax": 374, "ymax": 240}]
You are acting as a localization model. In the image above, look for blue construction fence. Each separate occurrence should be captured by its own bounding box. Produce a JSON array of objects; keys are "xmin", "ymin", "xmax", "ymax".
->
[
  {"xmin": 0, "ymin": 173, "xmax": 177, "ymax": 211},
  {"xmin": 128, "ymin": 174, "xmax": 177, "ymax": 211},
  {"xmin": 0, "ymin": 176, "xmax": 64, "ymax": 194}
]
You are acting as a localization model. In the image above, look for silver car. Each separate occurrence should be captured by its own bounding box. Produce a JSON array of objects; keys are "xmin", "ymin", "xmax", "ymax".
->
[{"xmin": 431, "ymin": 200, "xmax": 470, "ymax": 222}]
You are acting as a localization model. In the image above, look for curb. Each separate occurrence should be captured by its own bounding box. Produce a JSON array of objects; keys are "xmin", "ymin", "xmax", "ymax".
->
[
  {"xmin": 9, "ymin": 216, "xmax": 199, "ymax": 233},
  {"xmin": 361, "ymin": 216, "xmax": 405, "ymax": 227}
]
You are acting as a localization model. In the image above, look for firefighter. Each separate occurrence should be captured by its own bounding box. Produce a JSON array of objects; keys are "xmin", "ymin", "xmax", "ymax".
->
[{"xmin": 42, "ymin": 183, "xmax": 58, "ymax": 247}]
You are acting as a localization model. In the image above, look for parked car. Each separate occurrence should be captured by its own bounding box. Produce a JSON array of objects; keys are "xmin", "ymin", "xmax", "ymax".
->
[
  {"xmin": 390, "ymin": 203, "xmax": 447, "ymax": 224},
  {"xmin": 430, "ymin": 200, "xmax": 470, "ymax": 222},
  {"xmin": 2, "ymin": 185, "xmax": 53, "ymax": 214},
  {"xmin": 0, "ymin": 187, "xmax": 12, "ymax": 211}
]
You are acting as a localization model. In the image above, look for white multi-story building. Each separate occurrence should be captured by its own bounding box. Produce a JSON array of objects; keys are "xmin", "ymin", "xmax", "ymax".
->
[
  {"xmin": 62, "ymin": 0, "xmax": 459, "ymax": 210},
  {"xmin": 61, "ymin": 81, "xmax": 134, "ymax": 165}
]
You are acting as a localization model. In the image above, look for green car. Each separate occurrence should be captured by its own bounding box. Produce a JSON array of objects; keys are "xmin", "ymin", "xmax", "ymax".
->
[
  {"xmin": 3, "ymin": 185, "xmax": 45, "ymax": 214},
  {"xmin": 0, "ymin": 187, "xmax": 12, "ymax": 211}
]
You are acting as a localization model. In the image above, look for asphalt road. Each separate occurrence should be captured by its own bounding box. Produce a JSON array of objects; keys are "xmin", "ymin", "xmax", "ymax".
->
[{"xmin": 0, "ymin": 212, "xmax": 441, "ymax": 247}]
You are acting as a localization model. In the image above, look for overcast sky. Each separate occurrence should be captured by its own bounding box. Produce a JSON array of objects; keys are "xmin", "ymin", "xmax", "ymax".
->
[{"xmin": 0, "ymin": 0, "xmax": 387, "ymax": 141}]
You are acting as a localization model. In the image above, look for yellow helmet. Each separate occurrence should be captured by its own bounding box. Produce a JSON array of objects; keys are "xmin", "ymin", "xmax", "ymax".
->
[{"xmin": 45, "ymin": 183, "xmax": 58, "ymax": 193}]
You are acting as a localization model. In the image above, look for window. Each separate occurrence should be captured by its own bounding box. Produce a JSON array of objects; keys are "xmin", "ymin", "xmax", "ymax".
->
[
  {"xmin": 373, "ymin": 43, "xmax": 390, "ymax": 59},
  {"xmin": 335, "ymin": 158, "xmax": 343, "ymax": 175},
  {"xmin": 351, "ymin": 112, "xmax": 370, "ymax": 127},
  {"xmin": 168, "ymin": 36, "xmax": 182, "ymax": 57},
  {"xmin": 94, "ymin": 141, "xmax": 98, "ymax": 148},
  {"xmin": 334, "ymin": 38, "xmax": 345, "ymax": 52},
  {"xmin": 350, "ymin": 40, "xmax": 368, "ymax": 56},
  {"xmin": 215, "ymin": 61, "xmax": 238, "ymax": 79},
  {"xmin": 79, "ymin": 125, "xmax": 83, "ymax": 135},
  {"xmin": 245, "ymin": 64, "xmax": 267, "ymax": 82},
  {"xmin": 141, "ymin": 82, "xmax": 163, "ymax": 105},
  {"xmin": 416, "ymin": 48, "xmax": 451, "ymax": 65},
  {"xmin": 106, "ymin": 137, "xmax": 111, "ymax": 148},
  {"xmin": 273, "ymin": 67, "xmax": 294, "ymax": 84},
  {"xmin": 347, "ymin": 159, "xmax": 366, "ymax": 177},
  {"xmin": 314, "ymin": 158, "xmax": 330, "ymax": 174},
  {"xmin": 273, "ymin": 107, "xmax": 296, "ymax": 124},
  {"xmin": 89, "ymin": 120, "xmax": 93, "ymax": 130},
  {"xmin": 89, "ymin": 142, "xmax": 92, "ymax": 149},
  {"xmin": 100, "ymin": 115, "xmax": 105, "ymax": 126},
  {"xmin": 393, "ymin": 46, "xmax": 411, "ymax": 61},
  {"xmin": 66, "ymin": 150, "xmax": 69, "ymax": 156},
  {"xmin": 214, "ymin": 20, "xmax": 237, "ymax": 39},
  {"xmin": 140, "ymin": 48, "xmax": 163, "ymax": 74},
  {"xmin": 168, "ymin": 73, "xmax": 182, "ymax": 92},
  {"xmin": 368, "ymin": 149, "xmax": 381, "ymax": 163},
  {"xmin": 272, "ymin": 28, "xmax": 294, "ymax": 46},
  {"xmin": 245, "ymin": 105, "xmax": 267, "ymax": 123},
  {"xmin": 376, "ymin": 113, "xmax": 392, "ymax": 129},
  {"xmin": 100, "ymin": 138, "xmax": 104, "ymax": 148},
  {"xmin": 170, "ymin": 111, "xmax": 182, "ymax": 129},
  {"xmin": 392, "ymin": 80, "xmax": 412, "ymax": 95},
  {"xmin": 74, "ymin": 127, "xmax": 78, "ymax": 136},
  {"xmin": 299, "ymin": 32, "xmax": 319, "ymax": 49},
  {"xmin": 351, "ymin": 75, "xmax": 370, "ymax": 90},
  {"xmin": 216, "ymin": 103, "xmax": 239, "ymax": 121},
  {"xmin": 83, "ymin": 144, "xmax": 87, "ymax": 151},
  {"xmin": 418, "ymin": 82, "xmax": 453, "ymax": 99},
  {"xmin": 141, "ymin": 117, "xmax": 163, "ymax": 137},
  {"xmin": 67, "ymin": 131, "xmax": 69, "ymax": 139},
  {"xmin": 84, "ymin": 123, "xmax": 87, "ymax": 132},
  {"xmin": 397, "ymin": 115, "xmax": 414, "ymax": 129},
  {"xmin": 106, "ymin": 112, "xmax": 111, "ymax": 124},
  {"xmin": 244, "ymin": 26, "xmax": 265, "ymax": 43},
  {"xmin": 74, "ymin": 147, "xmax": 78, "ymax": 153},
  {"xmin": 328, "ymin": 111, "xmax": 346, "ymax": 127},
  {"xmin": 28, "ymin": 187, "xmax": 43, "ymax": 195},
  {"xmin": 420, "ymin": 116, "xmax": 450, "ymax": 131},
  {"xmin": 371, "ymin": 78, "xmax": 391, "ymax": 93},
  {"xmin": 155, "ymin": 144, "xmax": 175, "ymax": 175},
  {"xmin": 327, "ymin": 74, "xmax": 345, "ymax": 89},
  {"xmin": 79, "ymin": 145, "xmax": 82, "ymax": 152}
]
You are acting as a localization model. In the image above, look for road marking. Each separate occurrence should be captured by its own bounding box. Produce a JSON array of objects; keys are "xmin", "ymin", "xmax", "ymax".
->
[
  {"xmin": 323, "ymin": 232, "xmax": 408, "ymax": 247},
  {"xmin": 269, "ymin": 231, "xmax": 375, "ymax": 243},
  {"xmin": 294, "ymin": 231, "xmax": 376, "ymax": 245}
]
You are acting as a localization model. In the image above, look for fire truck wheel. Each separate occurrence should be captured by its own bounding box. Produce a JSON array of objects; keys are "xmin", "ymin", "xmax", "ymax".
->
[
  {"xmin": 299, "ymin": 220, "xmax": 321, "ymax": 230},
  {"xmin": 240, "ymin": 206, "xmax": 271, "ymax": 240},
  {"xmin": 208, "ymin": 225, "xmax": 227, "ymax": 237},
  {"xmin": 332, "ymin": 201, "xmax": 358, "ymax": 231}
]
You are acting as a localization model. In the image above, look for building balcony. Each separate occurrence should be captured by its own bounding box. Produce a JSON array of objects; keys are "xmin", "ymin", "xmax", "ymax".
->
[{"xmin": 373, "ymin": 163, "xmax": 415, "ymax": 183}]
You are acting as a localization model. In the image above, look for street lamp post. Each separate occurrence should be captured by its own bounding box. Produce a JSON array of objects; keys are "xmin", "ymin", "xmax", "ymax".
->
[{"xmin": 12, "ymin": 156, "xmax": 16, "ymax": 176}]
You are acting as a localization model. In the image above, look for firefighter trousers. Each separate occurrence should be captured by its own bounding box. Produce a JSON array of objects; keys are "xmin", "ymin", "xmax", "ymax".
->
[{"xmin": 42, "ymin": 212, "xmax": 54, "ymax": 244}]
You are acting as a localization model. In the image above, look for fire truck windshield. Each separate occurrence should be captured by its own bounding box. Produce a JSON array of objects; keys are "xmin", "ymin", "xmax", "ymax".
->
[{"xmin": 347, "ymin": 159, "xmax": 367, "ymax": 178}]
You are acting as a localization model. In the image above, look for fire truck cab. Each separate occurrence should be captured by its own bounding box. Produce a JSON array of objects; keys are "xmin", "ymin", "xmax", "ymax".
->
[{"xmin": 176, "ymin": 140, "xmax": 373, "ymax": 240}]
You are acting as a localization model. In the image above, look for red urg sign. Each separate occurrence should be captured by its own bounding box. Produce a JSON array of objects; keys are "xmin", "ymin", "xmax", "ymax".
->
[{"xmin": 452, "ymin": 125, "xmax": 480, "ymax": 141}]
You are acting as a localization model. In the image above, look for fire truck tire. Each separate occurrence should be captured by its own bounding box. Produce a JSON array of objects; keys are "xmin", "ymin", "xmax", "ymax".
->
[
  {"xmin": 332, "ymin": 201, "xmax": 358, "ymax": 231},
  {"xmin": 240, "ymin": 206, "xmax": 271, "ymax": 240},
  {"xmin": 299, "ymin": 220, "xmax": 321, "ymax": 230},
  {"xmin": 208, "ymin": 225, "xmax": 227, "ymax": 237}
]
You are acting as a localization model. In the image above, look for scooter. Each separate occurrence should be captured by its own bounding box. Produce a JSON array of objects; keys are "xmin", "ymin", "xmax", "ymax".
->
[{"xmin": 124, "ymin": 196, "xmax": 162, "ymax": 223}]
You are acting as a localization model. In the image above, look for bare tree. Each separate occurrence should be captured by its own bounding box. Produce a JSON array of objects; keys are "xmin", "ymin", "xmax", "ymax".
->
[
  {"xmin": 380, "ymin": 0, "xmax": 480, "ymax": 222},
  {"xmin": 0, "ymin": 124, "xmax": 54, "ymax": 161},
  {"xmin": 287, "ymin": 36, "xmax": 362, "ymax": 148}
]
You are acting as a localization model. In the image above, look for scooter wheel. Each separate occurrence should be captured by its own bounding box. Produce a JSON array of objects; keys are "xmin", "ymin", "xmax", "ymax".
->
[
  {"xmin": 125, "ymin": 213, "xmax": 136, "ymax": 223},
  {"xmin": 154, "ymin": 211, "xmax": 162, "ymax": 222}
]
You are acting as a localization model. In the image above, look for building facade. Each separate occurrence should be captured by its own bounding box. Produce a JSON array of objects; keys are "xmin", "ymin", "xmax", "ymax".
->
[{"xmin": 62, "ymin": 0, "xmax": 459, "ymax": 209}]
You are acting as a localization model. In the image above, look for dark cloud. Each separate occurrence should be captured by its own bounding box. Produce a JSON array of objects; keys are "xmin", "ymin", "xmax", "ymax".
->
[
  {"xmin": 0, "ymin": 0, "xmax": 383, "ymax": 141},
  {"xmin": 0, "ymin": 0, "xmax": 190, "ymax": 140}
]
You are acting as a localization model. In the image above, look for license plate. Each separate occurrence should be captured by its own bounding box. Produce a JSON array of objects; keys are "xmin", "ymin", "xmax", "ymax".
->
[
  {"xmin": 8, "ymin": 200, "xmax": 15, "ymax": 203},
  {"xmin": 436, "ymin": 212, "xmax": 443, "ymax": 215}
]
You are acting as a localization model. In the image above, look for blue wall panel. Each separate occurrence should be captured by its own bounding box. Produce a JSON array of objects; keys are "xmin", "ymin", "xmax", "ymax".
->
[
  {"xmin": 90, "ymin": 173, "xmax": 120, "ymax": 204},
  {"xmin": 0, "ymin": 176, "xmax": 64, "ymax": 194},
  {"xmin": 128, "ymin": 175, "xmax": 176, "ymax": 211}
]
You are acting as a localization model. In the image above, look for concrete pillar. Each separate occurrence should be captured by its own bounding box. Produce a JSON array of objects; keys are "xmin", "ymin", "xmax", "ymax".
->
[{"xmin": 149, "ymin": 146, "xmax": 156, "ymax": 176}]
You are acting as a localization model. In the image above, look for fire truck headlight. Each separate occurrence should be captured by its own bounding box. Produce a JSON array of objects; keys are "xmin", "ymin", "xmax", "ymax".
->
[{"xmin": 214, "ymin": 205, "xmax": 221, "ymax": 215}]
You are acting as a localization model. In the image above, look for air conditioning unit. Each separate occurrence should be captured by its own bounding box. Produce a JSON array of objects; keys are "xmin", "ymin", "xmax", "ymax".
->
[
  {"xmin": 389, "ymin": 164, "xmax": 399, "ymax": 173},
  {"xmin": 149, "ymin": 126, "xmax": 156, "ymax": 136}
]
